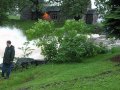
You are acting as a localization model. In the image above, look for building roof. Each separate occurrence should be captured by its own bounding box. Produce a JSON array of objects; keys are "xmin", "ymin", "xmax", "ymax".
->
[{"xmin": 42, "ymin": 6, "xmax": 60, "ymax": 12}]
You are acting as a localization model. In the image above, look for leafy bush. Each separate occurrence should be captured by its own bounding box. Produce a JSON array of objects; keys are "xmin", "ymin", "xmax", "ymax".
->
[
  {"xmin": 63, "ymin": 20, "xmax": 92, "ymax": 34},
  {"xmin": 26, "ymin": 19, "xmax": 57, "ymax": 61},
  {"xmin": 41, "ymin": 41, "xmax": 58, "ymax": 62},
  {"xmin": 27, "ymin": 19, "xmax": 108, "ymax": 63},
  {"xmin": 27, "ymin": 19, "xmax": 55, "ymax": 41},
  {"xmin": 52, "ymin": 35, "xmax": 107, "ymax": 63},
  {"xmin": 18, "ymin": 42, "xmax": 34, "ymax": 58},
  {"xmin": 88, "ymin": 23, "xmax": 104, "ymax": 34}
]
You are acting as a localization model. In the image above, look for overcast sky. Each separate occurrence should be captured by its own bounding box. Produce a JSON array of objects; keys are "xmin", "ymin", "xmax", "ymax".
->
[{"xmin": 91, "ymin": 0, "xmax": 96, "ymax": 9}]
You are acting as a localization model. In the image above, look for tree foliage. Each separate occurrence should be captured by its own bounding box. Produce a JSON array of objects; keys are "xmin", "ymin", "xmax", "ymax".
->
[
  {"xmin": 48, "ymin": 0, "xmax": 91, "ymax": 18},
  {"xmin": 95, "ymin": 0, "xmax": 110, "ymax": 18},
  {"xmin": 95, "ymin": 0, "xmax": 120, "ymax": 37},
  {"xmin": 0, "ymin": 0, "xmax": 91, "ymax": 24},
  {"xmin": 48, "ymin": 0, "xmax": 62, "ymax": 6},
  {"xmin": 0, "ymin": 0, "xmax": 32, "ymax": 24},
  {"xmin": 0, "ymin": 0, "xmax": 40, "ymax": 24},
  {"xmin": 62, "ymin": 0, "xmax": 90, "ymax": 18},
  {"xmin": 104, "ymin": 0, "xmax": 120, "ymax": 37},
  {"xmin": 0, "ymin": 0, "xmax": 15, "ymax": 24}
]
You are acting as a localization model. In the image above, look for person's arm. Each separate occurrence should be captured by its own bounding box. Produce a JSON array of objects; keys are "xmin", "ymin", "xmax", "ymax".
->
[
  {"xmin": 3, "ymin": 47, "xmax": 7, "ymax": 60},
  {"xmin": 10, "ymin": 46, "xmax": 15, "ymax": 62}
]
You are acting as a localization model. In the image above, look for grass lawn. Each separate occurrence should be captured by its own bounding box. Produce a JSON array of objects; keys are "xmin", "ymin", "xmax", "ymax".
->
[
  {"xmin": 1, "ymin": 19, "xmax": 64, "ymax": 31},
  {"xmin": 0, "ymin": 18, "xmax": 120, "ymax": 90},
  {"xmin": 0, "ymin": 48, "xmax": 120, "ymax": 90},
  {"xmin": 2, "ymin": 19, "xmax": 36, "ymax": 31},
  {"xmin": 8, "ymin": 15, "xmax": 20, "ymax": 20},
  {"xmin": 0, "ymin": 15, "xmax": 35, "ymax": 32}
]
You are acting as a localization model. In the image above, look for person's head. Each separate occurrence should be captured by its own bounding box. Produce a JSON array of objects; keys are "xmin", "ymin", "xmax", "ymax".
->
[{"xmin": 7, "ymin": 40, "xmax": 11, "ymax": 47}]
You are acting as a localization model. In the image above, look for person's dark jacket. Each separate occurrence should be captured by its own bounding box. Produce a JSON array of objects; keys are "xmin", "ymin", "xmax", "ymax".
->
[{"xmin": 3, "ymin": 45, "xmax": 15, "ymax": 64}]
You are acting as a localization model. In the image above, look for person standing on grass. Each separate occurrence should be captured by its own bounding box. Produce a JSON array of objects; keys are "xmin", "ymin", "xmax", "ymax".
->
[{"xmin": 1, "ymin": 40, "xmax": 15, "ymax": 79}]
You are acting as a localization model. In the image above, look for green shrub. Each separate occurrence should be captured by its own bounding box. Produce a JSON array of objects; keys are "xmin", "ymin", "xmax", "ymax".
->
[
  {"xmin": 26, "ymin": 19, "xmax": 57, "ymax": 61},
  {"xmin": 52, "ymin": 35, "xmax": 107, "ymax": 63},
  {"xmin": 63, "ymin": 19, "xmax": 92, "ymax": 34},
  {"xmin": 88, "ymin": 23, "xmax": 104, "ymax": 34},
  {"xmin": 41, "ymin": 41, "xmax": 58, "ymax": 62},
  {"xmin": 27, "ymin": 19, "xmax": 108, "ymax": 63},
  {"xmin": 96, "ymin": 42, "xmax": 108, "ymax": 54},
  {"xmin": 27, "ymin": 19, "xmax": 55, "ymax": 41}
]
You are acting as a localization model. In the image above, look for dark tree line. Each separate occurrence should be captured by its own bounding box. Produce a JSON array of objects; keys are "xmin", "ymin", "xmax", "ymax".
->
[
  {"xmin": 105, "ymin": 0, "xmax": 120, "ymax": 37},
  {"xmin": 95, "ymin": 0, "xmax": 120, "ymax": 37},
  {"xmin": 0, "ymin": 0, "xmax": 90, "ymax": 24}
]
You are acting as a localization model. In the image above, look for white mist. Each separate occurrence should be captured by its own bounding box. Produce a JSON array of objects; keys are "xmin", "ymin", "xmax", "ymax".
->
[{"xmin": 0, "ymin": 27, "xmax": 44, "ymax": 64}]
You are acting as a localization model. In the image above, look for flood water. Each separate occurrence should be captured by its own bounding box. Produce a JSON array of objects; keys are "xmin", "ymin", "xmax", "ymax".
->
[{"xmin": 0, "ymin": 27, "xmax": 44, "ymax": 64}]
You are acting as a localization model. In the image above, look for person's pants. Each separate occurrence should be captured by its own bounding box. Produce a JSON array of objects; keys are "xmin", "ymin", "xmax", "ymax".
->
[{"xmin": 2, "ymin": 63, "xmax": 12, "ymax": 78}]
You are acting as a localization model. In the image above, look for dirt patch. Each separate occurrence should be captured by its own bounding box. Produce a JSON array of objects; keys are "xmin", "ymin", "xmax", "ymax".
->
[
  {"xmin": 18, "ymin": 87, "xmax": 31, "ymax": 90},
  {"xmin": 23, "ymin": 76, "xmax": 34, "ymax": 83},
  {"xmin": 111, "ymin": 55, "xmax": 120, "ymax": 63}
]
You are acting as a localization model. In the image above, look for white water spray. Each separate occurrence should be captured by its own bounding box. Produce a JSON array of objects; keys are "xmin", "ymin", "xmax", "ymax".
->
[{"xmin": 0, "ymin": 27, "xmax": 44, "ymax": 64}]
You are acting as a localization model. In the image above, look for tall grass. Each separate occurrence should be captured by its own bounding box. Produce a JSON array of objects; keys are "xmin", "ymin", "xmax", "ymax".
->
[{"xmin": 0, "ymin": 47, "xmax": 120, "ymax": 90}]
